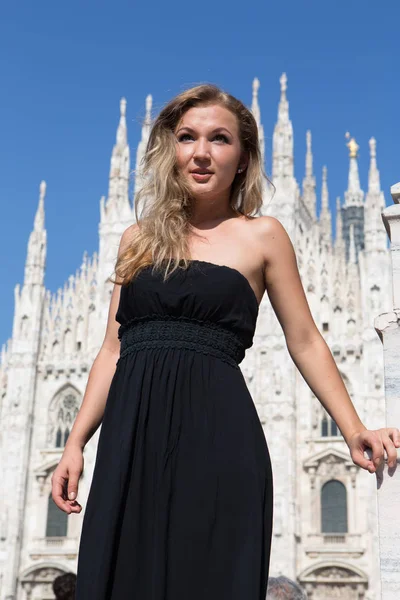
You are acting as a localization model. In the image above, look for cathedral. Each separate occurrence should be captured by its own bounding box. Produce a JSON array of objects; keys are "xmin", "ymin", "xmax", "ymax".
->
[{"xmin": 0, "ymin": 74, "xmax": 391, "ymax": 599}]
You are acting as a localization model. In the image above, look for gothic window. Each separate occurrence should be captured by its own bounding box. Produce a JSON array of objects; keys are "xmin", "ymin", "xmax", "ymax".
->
[
  {"xmin": 46, "ymin": 493, "xmax": 68, "ymax": 537},
  {"xmin": 321, "ymin": 479, "xmax": 347, "ymax": 533},
  {"xmin": 48, "ymin": 387, "xmax": 80, "ymax": 448},
  {"xmin": 321, "ymin": 412, "xmax": 339, "ymax": 437}
]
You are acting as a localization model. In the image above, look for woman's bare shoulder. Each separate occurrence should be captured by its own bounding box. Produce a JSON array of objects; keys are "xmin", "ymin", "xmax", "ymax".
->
[{"xmin": 119, "ymin": 222, "xmax": 140, "ymax": 253}]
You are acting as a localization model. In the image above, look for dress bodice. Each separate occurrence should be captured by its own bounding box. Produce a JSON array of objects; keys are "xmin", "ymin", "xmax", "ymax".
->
[{"xmin": 116, "ymin": 260, "xmax": 259, "ymax": 355}]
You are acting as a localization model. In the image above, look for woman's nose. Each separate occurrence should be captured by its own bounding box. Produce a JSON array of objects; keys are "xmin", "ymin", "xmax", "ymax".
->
[{"xmin": 193, "ymin": 138, "xmax": 211, "ymax": 158}]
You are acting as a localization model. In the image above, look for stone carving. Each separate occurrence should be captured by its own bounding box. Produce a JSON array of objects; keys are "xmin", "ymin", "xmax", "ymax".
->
[
  {"xmin": 47, "ymin": 387, "xmax": 80, "ymax": 446},
  {"xmin": 317, "ymin": 566, "xmax": 356, "ymax": 579},
  {"xmin": 316, "ymin": 455, "xmax": 344, "ymax": 478}
]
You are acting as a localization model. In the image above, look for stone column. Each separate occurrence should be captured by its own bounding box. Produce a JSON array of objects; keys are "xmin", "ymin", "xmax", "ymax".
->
[{"xmin": 374, "ymin": 182, "xmax": 400, "ymax": 599}]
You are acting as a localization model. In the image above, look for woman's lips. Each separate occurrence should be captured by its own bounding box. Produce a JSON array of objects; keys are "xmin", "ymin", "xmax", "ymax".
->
[{"xmin": 191, "ymin": 172, "xmax": 213, "ymax": 181}]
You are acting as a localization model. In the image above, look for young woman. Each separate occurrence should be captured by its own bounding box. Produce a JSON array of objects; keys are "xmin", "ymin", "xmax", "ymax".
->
[{"xmin": 52, "ymin": 84, "xmax": 400, "ymax": 599}]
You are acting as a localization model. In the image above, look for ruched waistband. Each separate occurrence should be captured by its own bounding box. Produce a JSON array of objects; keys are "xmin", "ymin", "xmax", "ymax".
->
[{"xmin": 118, "ymin": 317, "xmax": 245, "ymax": 369}]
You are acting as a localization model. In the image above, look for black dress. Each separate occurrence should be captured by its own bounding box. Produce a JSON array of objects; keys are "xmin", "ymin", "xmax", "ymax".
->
[{"xmin": 75, "ymin": 259, "xmax": 273, "ymax": 599}]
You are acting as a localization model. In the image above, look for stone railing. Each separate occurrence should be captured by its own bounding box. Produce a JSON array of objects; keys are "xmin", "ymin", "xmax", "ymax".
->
[
  {"xmin": 374, "ymin": 182, "xmax": 400, "ymax": 599},
  {"xmin": 29, "ymin": 536, "xmax": 79, "ymax": 559},
  {"xmin": 305, "ymin": 533, "xmax": 363, "ymax": 556}
]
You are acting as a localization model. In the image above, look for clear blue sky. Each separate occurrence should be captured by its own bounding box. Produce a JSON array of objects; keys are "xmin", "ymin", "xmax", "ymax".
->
[{"xmin": 0, "ymin": 1, "xmax": 399, "ymax": 345}]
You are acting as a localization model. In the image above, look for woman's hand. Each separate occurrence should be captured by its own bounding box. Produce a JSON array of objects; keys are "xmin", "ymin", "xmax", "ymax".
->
[
  {"xmin": 347, "ymin": 427, "xmax": 400, "ymax": 473},
  {"xmin": 51, "ymin": 445, "xmax": 84, "ymax": 514}
]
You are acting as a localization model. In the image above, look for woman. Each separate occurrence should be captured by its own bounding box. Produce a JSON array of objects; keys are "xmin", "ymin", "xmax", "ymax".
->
[{"xmin": 52, "ymin": 84, "xmax": 400, "ymax": 599}]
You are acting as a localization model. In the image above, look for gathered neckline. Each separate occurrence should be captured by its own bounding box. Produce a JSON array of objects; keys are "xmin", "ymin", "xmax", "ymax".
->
[{"xmin": 161, "ymin": 258, "xmax": 260, "ymax": 312}]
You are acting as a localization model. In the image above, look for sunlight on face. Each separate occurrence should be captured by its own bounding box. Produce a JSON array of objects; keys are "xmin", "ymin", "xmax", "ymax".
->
[{"xmin": 174, "ymin": 104, "xmax": 246, "ymax": 202}]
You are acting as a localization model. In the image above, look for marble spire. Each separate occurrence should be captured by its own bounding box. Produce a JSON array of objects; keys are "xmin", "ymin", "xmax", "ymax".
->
[
  {"xmin": 319, "ymin": 166, "xmax": 332, "ymax": 248},
  {"xmin": 364, "ymin": 136, "xmax": 387, "ymax": 254},
  {"xmin": 251, "ymin": 77, "xmax": 265, "ymax": 166},
  {"xmin": 302, "ymin": 130, "xmax": 316, "ymax": 217},
  {"xmin": 368, "ymin": 137, "xmax": 381, "ymax": 196},
  {"xmin": 105, "ymin": 97, "xmax": 131, "ymax": 218},
  {"xmin": 344, "ymin": 133, "xmax": 364, "ymax": 207},
  {"xmin": 272, "ymin": 73, "xmax": 294, "ymax": 181},
  {"xmin": 134, "ymin": 94, "xmax": 153, "ymax": 200},
  {"xmin": 24, "ymin": 180, "xmax": 47, "ymax": 287}
]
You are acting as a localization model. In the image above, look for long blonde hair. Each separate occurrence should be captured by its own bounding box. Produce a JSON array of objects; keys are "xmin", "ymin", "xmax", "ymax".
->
[{"xmin": 111, "ymin": 83, "xmax": 269, "ymax": 286}]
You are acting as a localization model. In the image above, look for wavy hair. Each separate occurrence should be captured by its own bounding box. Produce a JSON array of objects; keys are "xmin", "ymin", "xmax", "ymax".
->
[{"xmin": 111, "ymin": 83, "xmax": 271, "ymax": 286}]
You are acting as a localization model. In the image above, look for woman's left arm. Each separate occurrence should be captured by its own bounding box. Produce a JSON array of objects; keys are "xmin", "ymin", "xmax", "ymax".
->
[
  {"xmin": 259, "ymin": 216, "xmax": 400, "ymax": 474},
  {"xmin": 288, "ymin": 335, "xmax": 400, "ymax": 473}
]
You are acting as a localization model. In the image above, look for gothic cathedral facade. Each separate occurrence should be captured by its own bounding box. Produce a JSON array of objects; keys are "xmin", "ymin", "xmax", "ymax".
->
[{"xmin": 0, "ymin": 75, "xmax": 390, "ymax": 600}]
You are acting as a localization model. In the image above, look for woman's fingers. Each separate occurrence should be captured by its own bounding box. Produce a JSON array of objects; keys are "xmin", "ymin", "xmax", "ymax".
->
[
  {"xmin": 381, "ymin": 431, "xmax": 399, "ymax": 468},
  {"xmin": 67, "ymin": 468, "xmax": 81, "ymax": 501},
  {"xmin": 52, "ymin": 474, "xmax": 72, "ymax": 513},
  {"xmin": 51, "ymin": 450, "xmax": 84, "ymax": 513},
  {"xmin": 350, "ymin": 430, "xmax": 383, "ymax": 473},
  {"xmin": 351, "ymin": 428, "xmax": 400, "ymax": 473}
]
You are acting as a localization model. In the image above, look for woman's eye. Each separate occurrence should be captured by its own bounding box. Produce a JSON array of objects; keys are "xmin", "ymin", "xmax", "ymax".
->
[
  {"xmin": 214, "ymin": 134, "xmax": 229, "ymax": 143},
  {"xmin": 177, "ymin": 133, "xmax": 229, "ymax": 143}
]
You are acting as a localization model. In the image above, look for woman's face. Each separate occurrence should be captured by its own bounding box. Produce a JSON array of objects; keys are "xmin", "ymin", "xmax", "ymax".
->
[{"xmin": 174, "ymin": 104, "xmax": 247, "ymax": 203}]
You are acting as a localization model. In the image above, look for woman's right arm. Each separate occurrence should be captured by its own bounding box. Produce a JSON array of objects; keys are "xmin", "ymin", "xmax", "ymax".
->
[{"xmin": 51, "ymin": 223, "xmax": 139, "ymax": 513}]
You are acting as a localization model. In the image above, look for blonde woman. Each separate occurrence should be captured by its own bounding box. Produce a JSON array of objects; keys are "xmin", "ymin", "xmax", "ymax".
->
[{"xmin": 52, "ymin": 84, "xmax": 400, "ymax": 599}]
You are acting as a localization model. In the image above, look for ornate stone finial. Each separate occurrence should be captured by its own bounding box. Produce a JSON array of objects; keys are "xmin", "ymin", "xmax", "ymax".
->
[
  {"xmin": 120, "ymin": 97, "xmax": 127, "ymax": 118},
  {"xmin": 345, "ymin": 132, "xmax": 359, "ymax": 158},
  {"xmin": 115, "ymin": 97, "xmax": 128, "ymax": 148},
  {"xmin": 253, "ymin": 77, "xmax": 260, "ymax": 96},
  {"xmin": 34, "ymin": 180, "xmax": 46, "ymax": 231},
  {"xmin": 306, "ymin": 130, "xmax": 311, "ymax": 152},
  {"xmin": 368, "ymin": 136, "xmax": 381, "ymax": 195},
  {"xmin": 280, "ymin": 72, "xmax": 287, "ymax": 95},
  {"xmin": 321, "ymin": 166, "xmax": 329, "ymax": 212},
  {"xmin": 145, "ymin": 94, "xmax": 153, "ymax": 123},
  {"xmin": 369, "ymin": 136, "xmax": 376, "ymax": 158},
  {"xmin": 40, "ymin": 180, "xmax": 46, "ymax": 199},
  {"xmin": 304, "ymin": 130, "xmax": 313, "ymax": 179},
  {"xmin": 251, "ymin": 77, "xmax": 261, "ymax": 122}
]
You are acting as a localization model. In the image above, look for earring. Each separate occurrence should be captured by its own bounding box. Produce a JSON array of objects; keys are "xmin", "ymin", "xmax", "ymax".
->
[{"xmin": 237, "ymin": 167, "xmax": 244, "ymax": 173}]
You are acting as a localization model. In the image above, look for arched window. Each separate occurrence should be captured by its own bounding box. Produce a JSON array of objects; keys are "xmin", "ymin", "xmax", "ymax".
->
[
  {"xmin": 46, "ymin": 493, "xmax": 68, "ymax": 537},
  {"xmin": 321, "ymin": 480, "xmax": 347, "ymax": 533},
  {"xmin": 54, "ymin": 394, "xmax": 77, "ymax": 447},
  {"xmin": 321, "ymin": 412, "xmax": 338, "ymax": 437},
  {"xmin": 47, "ymin": 387, "xmax": 80, "ymax": 447}
]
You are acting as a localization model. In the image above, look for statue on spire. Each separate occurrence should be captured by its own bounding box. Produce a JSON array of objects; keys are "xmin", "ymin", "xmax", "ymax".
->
[
  {"xmin": 369, "ymin": 136, "xmax": 376, "ymax": 158},
  {"xmin": 280, "ymin": 72, "xmax": 287, "ymax": 95},
  {"xmin": 345, "ymin": 132, "xmax": 359, "ymax": 158}
]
